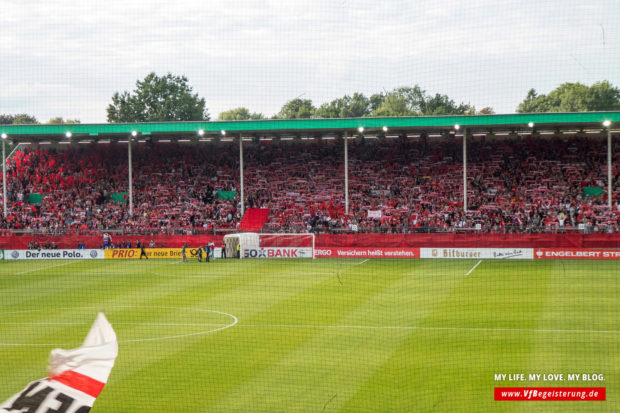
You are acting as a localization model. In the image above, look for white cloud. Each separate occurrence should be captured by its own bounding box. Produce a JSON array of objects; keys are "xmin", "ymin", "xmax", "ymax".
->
[{"xmin": 0, "ymin": 0, "xmax": 619, "ymax": 121}]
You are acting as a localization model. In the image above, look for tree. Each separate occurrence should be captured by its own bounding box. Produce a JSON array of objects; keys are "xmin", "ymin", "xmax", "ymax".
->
[
  {"xmin": 421, "ymin": 93, "xmax": 471, "ymax": 115},
  {"xmin": 371, "ymin": 86, "xmax": 471, "ymax": 116},
  {"xmin": 315, "ymin": 93, "xmax": 371, "ymax": 118},
  {"xmin": 218, "ymin": 107, "xmax": 265, "ymax": 121},
  {"xmin": 373, "ymin": 91, "xmax": 414, "ymax": 116},
  {"xmin": 517, "ymin": 81, "xmax": 620, "ymax": 113},
  {"xmin": 369, "ymin": 93, "xmax": 386, "ymax": 113},
  {"xmin": 0, "ymin": 114, "xmax": 39, "ymax": 124},
  {"xmin": 275, "ymin": 98, "xmax": 315, "ymax": 119},
  {"xmin": 47, "ymin": 117, "xmax": 80, "ymax": 124},
  {"xmin": 106, "ymin": 72, "xmax": 209, "ymax": 122},
  {"xmin": 476, "ymin": 107, "xmax": 495, "ymax": 115}
]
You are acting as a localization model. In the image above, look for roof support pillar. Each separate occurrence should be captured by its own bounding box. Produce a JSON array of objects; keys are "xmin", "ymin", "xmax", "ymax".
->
[
  {"xmin": 2, "ymin": 139, "xmax": 6, "ymax": 218},
  {"xmin": 128, "ymin": 137, "xmax": 133, "ymax": 216},
  {"xmin": 463, "ymin": 128, "xmax": 468, "ymax": 213},
  {"xmin": 608, "ymin": 127, "xmax": 613, "ymax": 211},
  {"xmin": 344, "ymin": 132, "xmax": 349, "ymax": 215},
  {"xmin": 239, "ymin": 135, "xmax": 245, "ymax": 216}
]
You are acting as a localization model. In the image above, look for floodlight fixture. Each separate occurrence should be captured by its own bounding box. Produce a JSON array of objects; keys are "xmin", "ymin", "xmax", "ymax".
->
[
  {"xmin": 131, "ymin": 130, "xmax": 138, "ymax": 137},
  {"xmin": 382, "ymin": 126, "xmax": 388, "ymax": 132},
  {"xmin": 603, "ymin": 120, "xmax": 611, "ymax": 128},
  {"xmin": 65, "ymin": 131, "xmax": 72, "ymax": 138},
  {"xmin": 221, "ymin": 130, "xmax": 226, "ymax": 136},
  {"xmin": 528, "ymin": 122, "xmax": 534, "ymax": 128},
  {"xmin": 454, "ymin": 124, "xmax": 460, "ymax": 130},
  {"xmin": 358, "ymin": 126, "xmax": 364, "ymax": 133},
  {"xmin": 1, "ymin": 133, "xmax": 7, "ymax": 140},
  {"xmin": 198, "ymin": 129, "xmax": 205, "ymax": 136}
]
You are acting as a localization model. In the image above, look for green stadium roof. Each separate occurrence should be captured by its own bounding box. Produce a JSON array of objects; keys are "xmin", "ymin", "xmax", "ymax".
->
[{"xmin": 1, "ymin": 112, "xmax": 619, "ymax": 143}]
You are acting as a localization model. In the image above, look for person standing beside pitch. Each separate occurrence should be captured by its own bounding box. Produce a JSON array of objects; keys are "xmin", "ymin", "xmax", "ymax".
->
[
  {"xmin": 208, "ymin": 240, "xmax": 215, "ymax": 260},
  {"xmin": 139, "ymin": 242, "xmax": 148, "ymax": 260}
]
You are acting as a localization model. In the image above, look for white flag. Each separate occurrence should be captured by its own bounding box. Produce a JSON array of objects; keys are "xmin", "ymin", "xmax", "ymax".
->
[{"xmin": 1, "ymin": 313, "xmax": 118, "ymax": 413}]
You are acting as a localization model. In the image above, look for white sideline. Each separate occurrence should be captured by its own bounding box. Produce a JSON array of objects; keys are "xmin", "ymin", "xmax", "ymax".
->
[
  {"xmin": 465, "ymin": 260, "xmax": 482, "ymax": 276},
  {"xmin": 12, "ymin": 260, "xmax": 80, "ymax": 276},
  {"xmin": 4, "ymin": 321, "xmax": 619, "ymax": 335},
  {"xmin": 0, "ymin": 306, "xmax": 238, "ymax": 346},
  {"xmin": 236, "ymin": 323, "xmax": 620, "ymax": 335},
  {"xmin": 4, "ymin": 320, "xmax": 620, "ymax": 346},
  {"xmin": 355, "ymin": 259, "xmax": 369, "ymax": 266}
]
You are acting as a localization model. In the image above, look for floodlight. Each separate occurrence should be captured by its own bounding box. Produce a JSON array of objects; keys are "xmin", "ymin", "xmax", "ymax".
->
[
  {"xmin": 382, "ymin": 126, "xmax": 388, "ymax": 132},
  {"xmin": 603, "ymin": 120, "xmax": 611, "ymax": 127},
  {"xmin": 131, "ymin": 130, "xmax": 138, "ymax": 137},
  {"xmin": 1, "ymin": 133, "xmax": 7, "ymax": 139},
  {"xmin": 358, "ymin": 126, "xmax": 364, "ymax": 133},
  {"xmin": 198, "ymin": 129, "xmax": 205, "ymax": 136},
  {"xmin": 454, "ymin": 124, "xmax": 460, "ymax": 130},
  {"xmin": 65, "ymin": 131, "xmax": 72, "ymax": 138},
  {"xmin": 528, "ymin": 122, "xmax": 534, "ymax": 128},
  {"xmin": 221, "ymin": 130, "xmax": 226, "ymax": 136}
]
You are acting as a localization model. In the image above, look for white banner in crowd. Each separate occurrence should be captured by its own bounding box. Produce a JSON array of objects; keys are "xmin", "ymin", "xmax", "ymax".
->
[
  {"xmin": 420, "ymin": 248, "xmax": 534, "ymax": 260},
  {"xmin": 3, "ymin": 249, "xmax": 104, "ymax": 260},
  {"xmin": 367, "ymin": 210, "xmax": 382, "ymax": 219},
  {"xmin": 1, "ymin": 313, "xmax": 118, "ymax": 412}
]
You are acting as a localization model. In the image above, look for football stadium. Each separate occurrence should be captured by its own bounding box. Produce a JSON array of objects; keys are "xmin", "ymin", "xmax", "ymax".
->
[{"xmin": 1, "ymin": 1, "xmax": 620, "ymax": 412}]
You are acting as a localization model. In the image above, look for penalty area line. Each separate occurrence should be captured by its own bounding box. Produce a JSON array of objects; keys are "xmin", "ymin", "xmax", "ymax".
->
[{"xmin": 465, "ymin": 260, "xmax": 482, "ymax": 276}]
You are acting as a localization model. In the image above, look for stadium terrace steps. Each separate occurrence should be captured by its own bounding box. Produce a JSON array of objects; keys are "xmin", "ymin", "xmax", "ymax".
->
[{"xmin": 238, "ymin": 208, "xmax": 270, "ymax": 231}]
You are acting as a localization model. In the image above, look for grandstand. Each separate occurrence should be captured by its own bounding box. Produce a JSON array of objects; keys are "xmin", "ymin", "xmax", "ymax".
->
[
  {"xmin": 1, "ymin": 112, "xmax": 620, "ymax": 411},
  {"xmin": 0, "ymin": 113, "xmax": 619, "ymax": 240}
]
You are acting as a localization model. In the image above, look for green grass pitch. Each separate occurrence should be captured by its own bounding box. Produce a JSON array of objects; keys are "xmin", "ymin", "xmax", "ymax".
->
[{"xmin": 0, "ymin": 258, "xmax": 618, "ymax": 412}]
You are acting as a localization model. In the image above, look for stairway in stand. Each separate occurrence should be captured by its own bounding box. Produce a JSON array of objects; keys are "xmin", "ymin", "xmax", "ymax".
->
[{"xmin": 238, "ymin": 208, "xmax": 270, "ymax": 232}]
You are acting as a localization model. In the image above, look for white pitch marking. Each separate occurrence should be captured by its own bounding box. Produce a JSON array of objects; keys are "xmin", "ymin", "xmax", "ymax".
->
[
  {"xmin": 1, "ymin": 322, "xmax": 229, "ymax": 327},
  {"xmin": 123, "ymin": 310, "xmax": 237, "ymax": 343},
  {"xmin": 4, "ymin": 319, "xmax": 620, "ymax": 346},
  {"xmin": 0, "ymin": 306, "xmax": 238, "ymax": 346},
  {"xmin": 152, "ymin": 273, "xmax": 225, "ymax": 279},
  {"xmin": 235, "ymin": 324, "xmax": 620, "ymax": 335},
  {"xmin": 355, "ymin": 259, "xmax": 369, "ymax": 266},
  {"xmin": 465, "ymin": 260, "xmax": 482, "ymax": 276},
  {"xmin": 12, "ymin": 260, "xmax": 80, "ymax": 276}
]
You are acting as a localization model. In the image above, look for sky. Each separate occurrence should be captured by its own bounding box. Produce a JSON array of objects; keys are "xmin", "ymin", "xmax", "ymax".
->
[{"xmin": 0, "ymin": 0, "xmax": 619, "ymax": 123}]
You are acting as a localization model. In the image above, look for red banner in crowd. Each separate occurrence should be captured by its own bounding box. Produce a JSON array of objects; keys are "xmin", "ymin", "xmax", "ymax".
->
[
  {"xmin": 314, "ymin": 247, "xmax": 419, "ymax": 258},
  {"xmin": 2, "ymin": 233, "xmax": 620, "ymax": 250},
  {"xmin": 534, "ymin": 248, "xmax": 620, "ymax": 260}
]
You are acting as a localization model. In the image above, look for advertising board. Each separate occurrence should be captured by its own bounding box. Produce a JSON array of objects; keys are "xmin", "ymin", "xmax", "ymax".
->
[
  {"xmin": 420, "ymin": 248, "xmax": 533, "ymax": 259},
  {"xmin": 3, "ymin": 249, "xmax": 104, "ymax": 260},
  {"xmin": 314, "ymin": 247, "xmax": 419, "ymax": 258},
  {"xmin": 105, "ymin": 248, "xmax": 222, "ymax": 259}
]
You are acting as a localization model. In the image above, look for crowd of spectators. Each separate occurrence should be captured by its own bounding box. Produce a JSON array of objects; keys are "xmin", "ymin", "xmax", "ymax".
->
[
  {"xmin": 27, "ymin": 240, "xmax": 58, "ymax": 249},
  {"xmin": 0, "ymin": 135, "xmax": 618, "ymax": 235}
]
